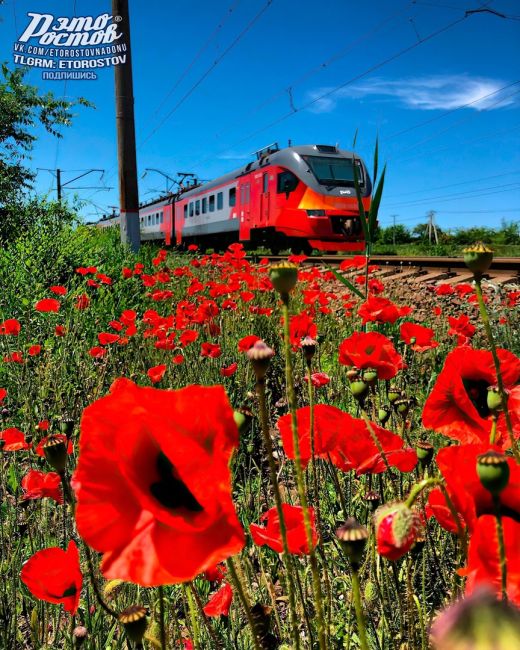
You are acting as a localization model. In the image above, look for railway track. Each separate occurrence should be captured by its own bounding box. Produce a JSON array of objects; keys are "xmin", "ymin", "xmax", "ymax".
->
[{"xmin": 255, "ymin": 255, "xmax": 520, "ymax": 286}]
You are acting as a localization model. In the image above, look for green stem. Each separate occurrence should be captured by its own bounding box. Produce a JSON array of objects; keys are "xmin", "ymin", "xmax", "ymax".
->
[
  {"xmin": 255, "ymin": 377, "xmax": 300, "ymax": 649},
  {"xmin": 493, "ymin": 495, "xmax": 508, "ymax": 603},
  {"xmin": 158, "ymin": 586, "xmax": 167, "ymax": 650},
  {"xmin": 187, "ymin": 583, "xmax": 222, "ymax": 649},
  {"xmin": 226, "ymin": 557, "xmax": 263, "ymax": 650},
  {"xmin": 281, "ymin": 296, "xmax": 327, "ymax": 650},
  {"xmin": 351, "ymin": 568, "xmax": 369, "ymax": 650},
  {"xmin": 474, "ymin": 279, "xmax": 520, "ymax": 462},
  {"xmin": 82, "ymin": 543, "xmax": 117, "ymax": 618}
]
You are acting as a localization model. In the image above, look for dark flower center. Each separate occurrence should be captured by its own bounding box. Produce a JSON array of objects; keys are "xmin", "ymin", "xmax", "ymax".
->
[
  {"xmin": 462, "ymin": 379, "xmax": 490, "ymax": 418},
  {"xmin": 48, "ymin": 585, "xmax": 77, "ymax": 599},
  {"xmin": 150, "ymin": 452, "xmax": 203, "ymax": 512}
]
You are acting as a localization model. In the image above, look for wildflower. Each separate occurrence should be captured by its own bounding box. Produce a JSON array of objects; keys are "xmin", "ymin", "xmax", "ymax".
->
[
  {"xmin": 147, "ymin": 364, "xmax": 167, "ymax": 384},
  {"xmin": 0, "ymin": 319, "xmax": 21, "ymax": 335},
  {"xmin": 250, "ymin": 504, "xmax": 318, "ymax": 555},
  {"xmin": 400, "ymin": 322, "xmax": 439, "ymax": 353},
  {"xmin": 0, "ymin": 427, "xmax": 32, "ymax": 451},
  {"xmin": 374, "ymin": 503, "xmax": 420, "ymax": 561},
  {"xmin": 203, "ymin": 583, "xmax": 233, "ymax": 617},
  {"xmin": 20, "ymin": 541, "xmax": 82, "ymax": 613},
  {"xmin": 35, "ymin": 298, "xmax": 60, "ymax": 313},
  {"xmin": 72, "ymin": 379, "xmax": 244, "ymax": 586},
  {"xmin": 21, "ymin": 470, "xmax": 62, "ymax": 503},
  {"xmin": 339, "ymin": 331, "xmax": 406, "ymax": 380}
]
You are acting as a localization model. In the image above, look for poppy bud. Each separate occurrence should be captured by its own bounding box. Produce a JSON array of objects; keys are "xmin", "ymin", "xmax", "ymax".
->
[
  {"xmin": 366, "ymin": 490, "xmax": 380, "ymax": 511},
  {"xmin": 300, "ymin": 336, "xmax": 317, "ymax": 363},
  {"xmin": 269, "ymin": 261, "xmax": 298, "ymax": 295},
  {"xmin": 119, "ymin": 605, "xmax": 149, "ymax": 645},
  {"xmin": 336, "ymin": 518, "xmax": 369, "ymax": 569},
  {"xmin": 233, "ymin": 408, "xmax": 254, "ymax": 435},
  {"xmin": 486, "ymin": 387, "xmax": 502, "ymax": 414},
  {"xmin": 463, "ymin": 242, "xmax": 493, "ymax": 277},
  {"xmin": 42, "ymin": 435, "xmax": 68, "ymax": 473},
  {"xmin": 73, "ymin": 625, "xmax": 88, "ymax": 648},
  {"xmin": 374, "ymin": 503, "xmax": 420, "ymax": 561},
  {"xmin": 362, "ymin": 368, "xmax": 378, "ymax": 385},
  {"xmin": 247, "ymin": 341, "xmax": 275, "ymax": 380},
  {"xmin": 388, "ymin": 385, "xmax": 401, "ymax": 404},
  {"xmin": 477, "ymin": 450, "xmax": 510, "ymax": 496},
  {"xmin": 416, "ymin": 441, "xmax": 434, "ymax": 467}
]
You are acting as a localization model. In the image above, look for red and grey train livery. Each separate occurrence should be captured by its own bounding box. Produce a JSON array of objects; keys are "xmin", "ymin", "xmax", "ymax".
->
[{"xmin": 98, "ymin": 143, "xmax": 372, "ymax": 253}]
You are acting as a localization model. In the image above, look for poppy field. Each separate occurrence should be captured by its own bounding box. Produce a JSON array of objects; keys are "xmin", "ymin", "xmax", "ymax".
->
[{"xmin": 0, "ymin": 228, "xmax": 519, "ymax": 649}]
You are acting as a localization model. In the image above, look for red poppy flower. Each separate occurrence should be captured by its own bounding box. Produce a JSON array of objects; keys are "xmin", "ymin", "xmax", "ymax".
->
[
  {"xmin": 201, "ymin": 343, "xmax": 222, "ymax": 359},
  {"xmin": 339, "ymin": 331, "xmax": 406, "ymax": 380},
  {"xmin": 28, "ymin": 345, "xmax": 42, "ymax": 357},
  {"xmin": 458, "ymin": 515, "xmax": 520, "ymax": 605},
  {"xmin": 147, "ymin": 364, "xmax": 167, "ymax": 384},
  {"xmin": 35, "ymin": 434, "xmax": 73, "ymax": 457},
  {"xmin": 435, "ymin": 284, "xmax": 454, "ymax": 296},
  {"xmin": 188, "ymin": 244, "xmax": 198, "ymax": 251},
  {"xmin": 0, "ymin": 428, "xmax": 32, "ymax": 451},
  {"xmin": 358, "ymin": 296, "xmax": 412, "ymax": 325},
  {"xmin": 277, "ymin": 405, "xmax": 417, "ymax": 475},
  {"xmin": 455, "ymin": 283, "xmax": 474, "ymax": 298},
  {"xmin": 75, "ymin": 294, "xmax": 90, "ymax": 310},
  {"xmin": 400, "ymin": 322, "xmax": 439, "ymax": 353},
  {"xmin": 288, "ymin": 311, "xmax": 317, "ymax": 349},
  {"xmin": 203, "ymin": 583, "xmax": 233, "ymax": 617},
  {"xmin": 447, "ymin": 314, "xmax": 476, "ymax": 341},
  {"xmin": 203, "ymin": 563, "xmax": 227, "ymax": 583},
  {"xmin": 3, "ymin": 351, "xmax": 23, "ymax": 363},
  {"xmin": 0, "ymin": 388, "xmax": 6, "ymax": 404},
  {"xmin": 21, "ymin": 541, "xmax": 82, "ymax": 613},
  {"xmin": 305, "ymin": 372, "xmax": 331, "ymax": 387},
  {"xmin": 50, "ymin": 286, "xmax": 67, "ymax": 296},
  {"xmin": 88, "ymin": 346, "xmax": 106, "ymax": 359},
  {"xmin": 172, "ymin": 354, "xmax": 185, "ymax": 365},
  {"xmin": 0, "ymin": 318, "xmax": 21, "ymax": 335},
  {"xmin": 339, "ymin": 255, "xmax": 367, "ymax": 271},
  {"xmin": 426, "ymin": 444, "xmax": 520, "ymax": 534},
  {"xmin": 179, "ymin": 330, "xmax": 199, "ymax": 347},
  {"xmin": 21, "ymin": 470, "xmax": 63, "ymax": 503},
  {"xmin": 220, "ymin": 362, "xmax": 238, "ymax": 377},
  {"xmin": 238, "ymin": 335, "xmax": 261, "ymax": 352},
  {"xmin": 422, "ymin": 347, "xmax": 520, "ymax": 448},
  {"xmin": 122, "ymin": 267, "xmax": 133, "ymax": 279},
  {"xmin": 37, "ymin": 420, "xmax": 49, "ymax": 431},
  {"xmin": 72, "ymin": 379, "xmax": 245, "ymax": 586},
  {"xmin": 35, "ymin": 298, "xmax": 60, "ymax": 313},
  {"xmin": 375, "ymin": 503, "xmax": 421, "ymax": 561},
  {"xmin": 55, "ymin": 325, "xmax": 66, "ymax": 337},
  {"xmin": 250, "ymin": 504, "xmax": 318, "ymax": 555},
  {"xmin": 98, "ymin": 332, "xmax": 120, "ymax": 346}
]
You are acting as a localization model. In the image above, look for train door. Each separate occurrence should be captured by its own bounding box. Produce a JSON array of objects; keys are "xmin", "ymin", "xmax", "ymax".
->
[
  {"xmin": 239, "ymin": 181, "xmax": 251, "ymax": 226},
  {"xmin": 260, "ymin": 172, "xmax": 269, "ymax": 225}
]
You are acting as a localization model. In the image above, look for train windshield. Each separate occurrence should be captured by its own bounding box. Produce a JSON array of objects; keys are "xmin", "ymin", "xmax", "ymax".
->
[{"xmin": 303, "ymin": 156, "xmax": 362, "ymax": 187}]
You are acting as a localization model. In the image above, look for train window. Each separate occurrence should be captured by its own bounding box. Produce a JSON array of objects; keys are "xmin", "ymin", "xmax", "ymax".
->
[
  {"xmin": 229, "ymin": 188, "xmax": 236, "ymax": 207},
  {"xmin": 147, "ymin": 215, "xmax": 151, "ymax": 225},
  {"xmin": 263, "ymin": 173, "xmax": 268, "ymax": 193},
  {"xmin": 217, "ymin": 192, "xmax": 223, "ymax": 210},
  {"xmin": 195, "ymin": 200, "xmax": 200, "ymax": 215},
  {"xmin": 202, "ymin": 198, "xmax": 207, "ymax": 214},
  {"xmin": 189, "ymin": 203, "xmax": 194, "ymax": 217},
  {"xmin": 184, "ymin": 205, "xmax": 188, "ymax": 219},
  {"xmin": 277, "ymin": 171, "xmax": 299, "ymax": 195},
  {"xmin": 160, "ymin": 213, "xmax": 164, "ymax": 224},
  {"xmin": 209, "ymin": 195, "xmax": 215, "ymax": 212}
]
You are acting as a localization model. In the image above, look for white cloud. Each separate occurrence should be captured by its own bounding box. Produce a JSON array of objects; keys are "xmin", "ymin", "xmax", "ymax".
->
[{"xmin": 307, "ymin": 75, "xmax": 517, "ymax": 113}]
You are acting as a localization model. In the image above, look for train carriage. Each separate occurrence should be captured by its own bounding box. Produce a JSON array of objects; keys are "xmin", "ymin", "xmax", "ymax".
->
[{"xmin": 98, "ymin": 143, "xmax": 372, "ymax": 253}]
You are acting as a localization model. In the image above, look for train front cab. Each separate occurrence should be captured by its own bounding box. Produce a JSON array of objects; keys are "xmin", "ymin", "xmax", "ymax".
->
[{"xmin": 237, "ymin": 163, "xmax": 370, "ymax": 253}]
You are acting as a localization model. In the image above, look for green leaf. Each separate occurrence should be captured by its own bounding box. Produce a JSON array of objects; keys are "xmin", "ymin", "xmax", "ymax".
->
[
  {"xmin": 353, "ymin": 161, "xmax": 369, "ymax": 243},
  {"xmin": 327, "ymin": 266, "xmax": 365, "ymax": 299},
  {"xmin": 369, "ymin": 164, "xmax": 387, "ymax": 237}
]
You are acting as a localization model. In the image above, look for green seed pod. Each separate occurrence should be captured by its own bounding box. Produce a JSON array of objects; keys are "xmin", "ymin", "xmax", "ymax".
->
[
  {"xmin": 463, "ymin": 242, "xmax": 494, "ymax": 276},
  {"xmin": 269, "ymin": 261, "xmax": 298, "ymax": 295},
  {"xmin": 416, "ymin": 441, "xmax": 434, "ymax": 466},
  {"xmin": 477, "ymin": 450, "xmax": 510, "ymax": 495},
  {"xmin": 378, "ymin": 407, "xmax": 391, "ymax": 426},
  {"xmin": 362, "ymin": 369, "xmax": 378, "ymax": 385},
  {"xmin": 350, "ymin": 380, "xmax": 369, "ymax": 401},
  {"xmin": 388, "ymin": 385, "xmax": 401, "ymax": 404},
  {"xmin": 233, "ymin": 408, "xmax": 254, "ymax": 436},
  {"xmin": 486, "ymin": 387, "xmax": 502, "ymax": 413},
  {"xmin": 119, "ymin": 605, "xmax": 148, "ymax": 645}
]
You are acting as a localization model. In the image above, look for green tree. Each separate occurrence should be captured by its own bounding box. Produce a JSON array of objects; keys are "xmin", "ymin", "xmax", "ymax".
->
[{"xmin": 0, "ymin": 63, "xmax": 89, "ymax": 241}]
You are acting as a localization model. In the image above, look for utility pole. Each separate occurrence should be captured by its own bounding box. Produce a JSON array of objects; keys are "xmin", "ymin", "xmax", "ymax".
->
[
  {"xmin": 56, "ymin": 168, "xmax": 62, "ymax": 202},
  {"xmin": 391, "ymin": 214, "xmax": 398, "ymax": 246},
  {"xmin": 113, "ymin": 0, "xmax": 140, "ymax": 252},
  {"xmin": 427, "ymin": 210, "xmax": 439, "ymax": 245}
]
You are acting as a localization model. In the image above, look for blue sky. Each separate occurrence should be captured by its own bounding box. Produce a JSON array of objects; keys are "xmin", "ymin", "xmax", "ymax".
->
[{"xmin": 2, "ymin": 0, "xmax": 519, "ymax": 232}]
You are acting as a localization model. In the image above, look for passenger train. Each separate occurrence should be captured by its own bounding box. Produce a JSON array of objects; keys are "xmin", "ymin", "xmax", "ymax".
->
[{"xmin": 97, "ymin": 143, "xmax": 372, "ymax": 253}]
